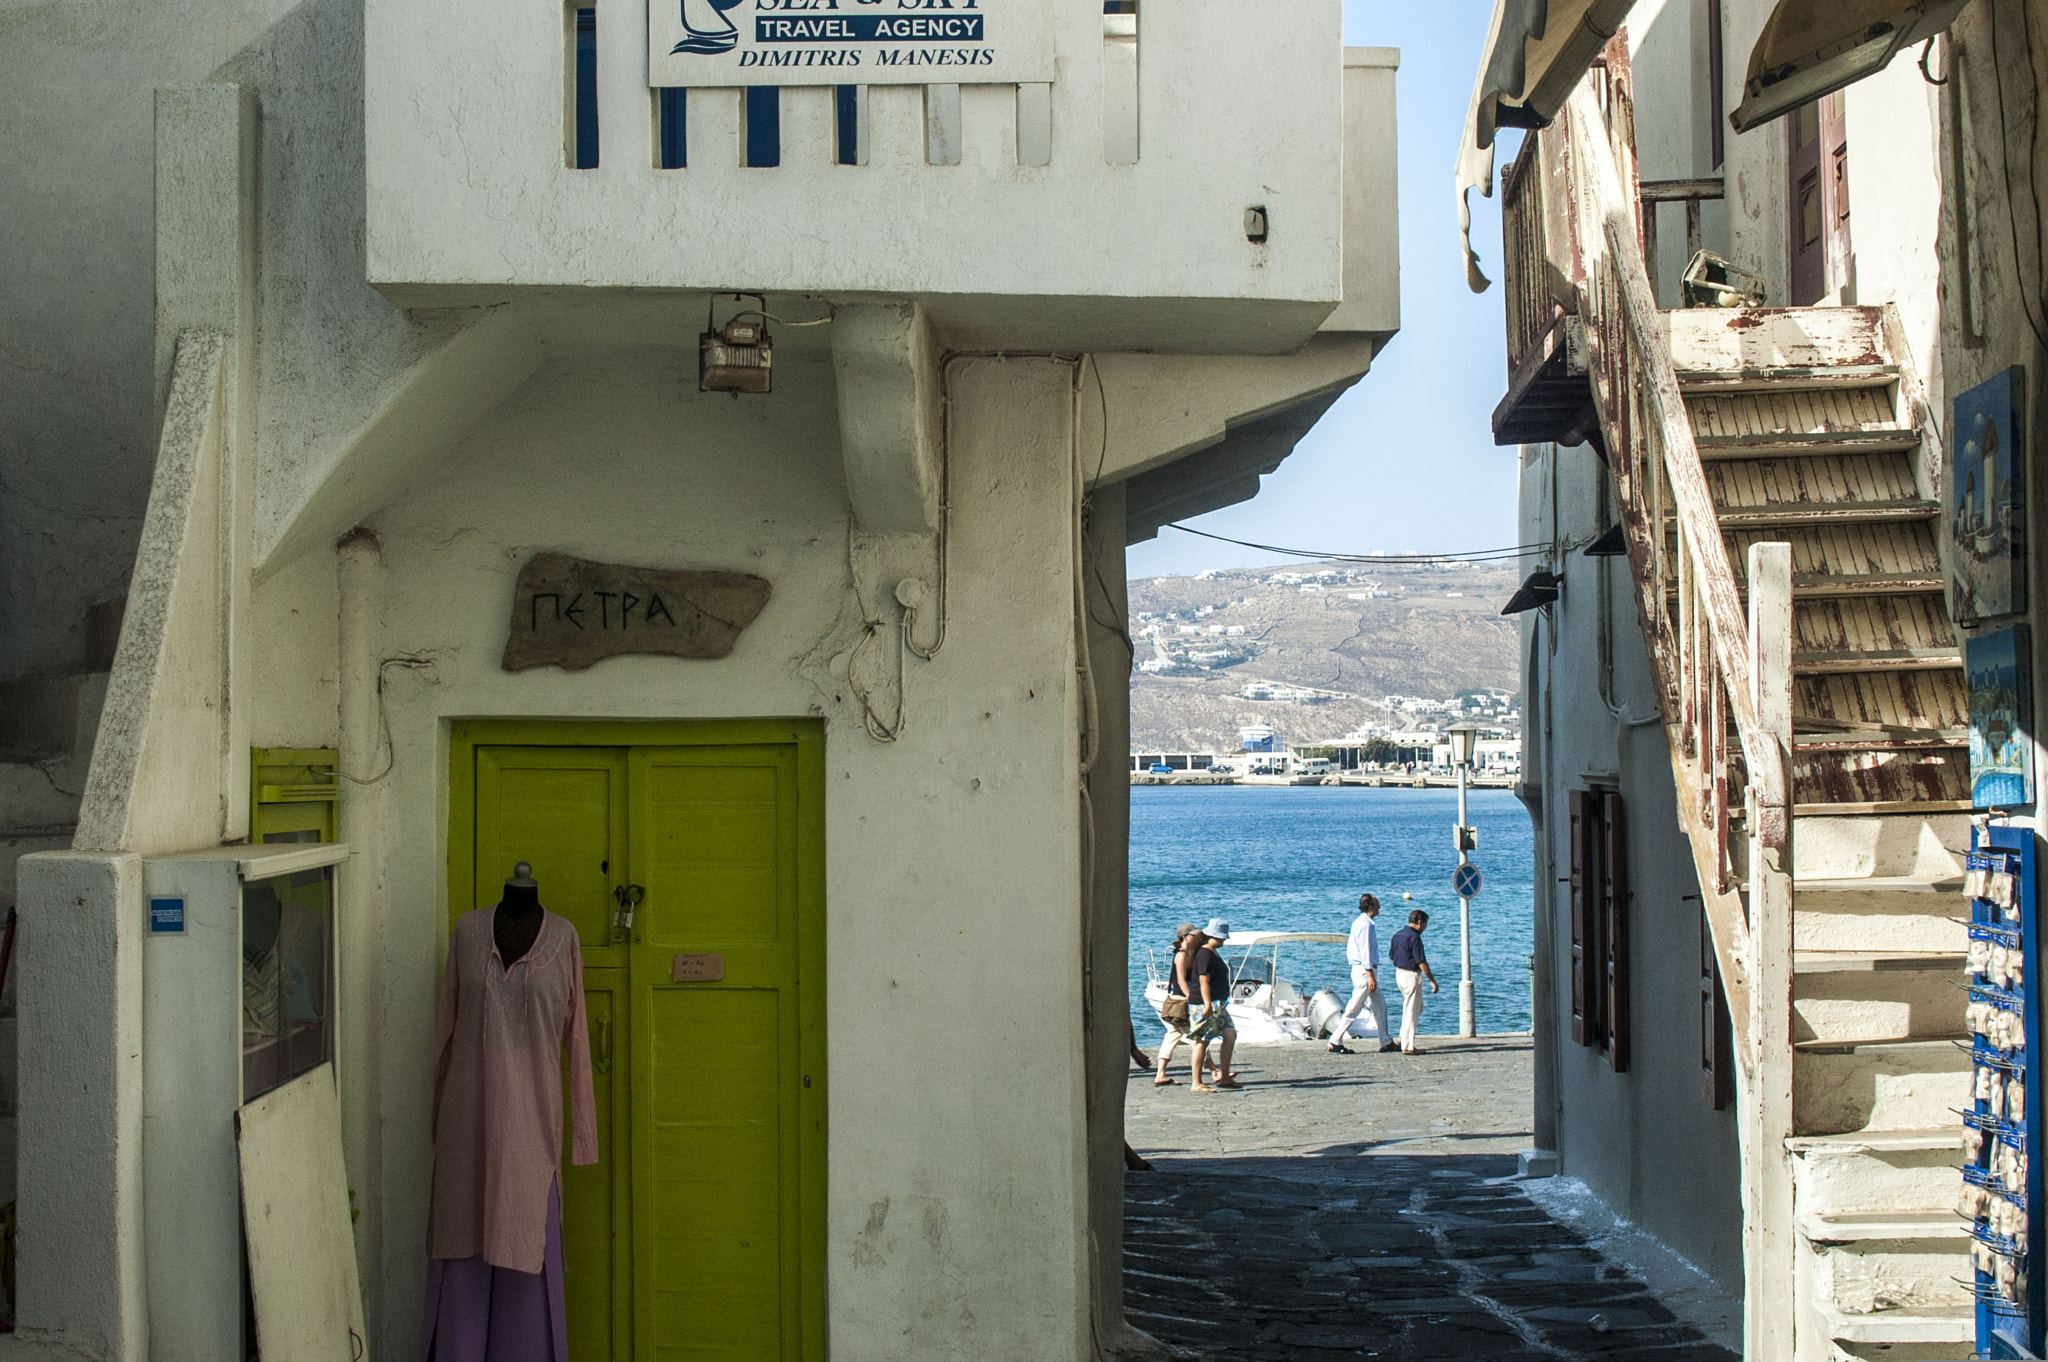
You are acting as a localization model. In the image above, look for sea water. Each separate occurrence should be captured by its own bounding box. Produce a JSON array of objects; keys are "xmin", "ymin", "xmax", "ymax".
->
[{"xmin": 1128, "ymin": 785, "xmax": 1536, "ymax": 1042}]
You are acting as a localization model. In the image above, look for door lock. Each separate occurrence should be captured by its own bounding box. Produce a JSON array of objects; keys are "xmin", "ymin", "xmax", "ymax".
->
[{"xmin": 612, "ymin": 884, "xmax": 645, "ymax": 932}]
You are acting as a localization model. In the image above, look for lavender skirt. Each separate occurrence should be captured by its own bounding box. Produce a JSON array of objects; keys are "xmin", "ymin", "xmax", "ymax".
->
[{"xmin": 421, "ymin": 1179, "xmax": 566, "ymax": 1362}]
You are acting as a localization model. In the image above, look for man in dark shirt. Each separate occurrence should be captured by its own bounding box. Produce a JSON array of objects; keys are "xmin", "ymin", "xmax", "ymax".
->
[{"xmin": 1387, "ymin": 910, "xmax": 1439, "ymax": 1054}]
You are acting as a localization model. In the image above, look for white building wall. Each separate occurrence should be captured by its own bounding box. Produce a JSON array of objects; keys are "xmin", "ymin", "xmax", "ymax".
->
[{"xmin": 1519, "ymin": 436, "xmax": 1744, "ymax": 1297}]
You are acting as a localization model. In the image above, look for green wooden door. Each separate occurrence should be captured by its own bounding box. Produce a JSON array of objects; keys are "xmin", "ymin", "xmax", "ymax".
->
[
  {"xmin": 628, "ymin": 744, "xmax": 823, "ymax": 1362},
  {"xmin": 458, "ymin": 725, "xmax": 823, "ymax": 1362},
  {"xmin": 474, "ymin": 746, "xmax": 632, "ymax": 1362}
]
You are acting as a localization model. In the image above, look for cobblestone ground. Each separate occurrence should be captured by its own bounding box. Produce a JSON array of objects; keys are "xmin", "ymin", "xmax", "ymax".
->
[{"xmin": 1122, "ymin": 1037, "xmax": 1739, "ymax": 1361}]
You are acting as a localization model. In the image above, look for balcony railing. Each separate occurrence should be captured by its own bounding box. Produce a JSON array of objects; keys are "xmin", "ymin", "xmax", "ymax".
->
[{"xmin": 364, "ymin": 0, "xmax": 1396, "ymax": 353}]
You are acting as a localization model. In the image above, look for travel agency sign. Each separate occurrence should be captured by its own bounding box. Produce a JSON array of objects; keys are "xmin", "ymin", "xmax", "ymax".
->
[{"xmin": 649, "ymin": 0, "xmax": 1053, "ymax": 85}]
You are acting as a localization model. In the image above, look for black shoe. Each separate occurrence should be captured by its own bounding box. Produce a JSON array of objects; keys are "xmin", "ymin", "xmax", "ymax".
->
[
  {"xmin": 1327, "ymin": 1043, "xmax": 1354, "ymax": 1054},
  {"xmin": 1378, "ymin": 1044, "xmax": 1401, "ymax": 1053}
]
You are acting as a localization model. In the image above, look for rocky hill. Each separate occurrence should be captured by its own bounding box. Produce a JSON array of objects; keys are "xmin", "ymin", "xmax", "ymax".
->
[{"xmin": 1125, "ymin": 558, "xmax": 1524, "ymax": 753}]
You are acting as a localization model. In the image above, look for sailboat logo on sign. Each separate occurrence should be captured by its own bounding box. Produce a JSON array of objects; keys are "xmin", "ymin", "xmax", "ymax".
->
[{"xmin": 672, "ymin": 0, "xmax": 743, "ymax": 53}]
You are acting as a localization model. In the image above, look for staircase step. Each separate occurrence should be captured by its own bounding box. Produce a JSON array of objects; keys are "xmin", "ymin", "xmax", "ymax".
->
[
  {"xmin": 1793, "ymin": 648, "xmax": 1961, "ymax": 673},
  {"xmin": 1793, "ymin": 877, "xmax": 1970, "ymax": 954},
  {"xmin": 1792, "ymin": 572, "xmax": 1944, "ymax": 598},
  {"xmin": 1793, "ymin": 953, "xmax": 1965, "ymax": 1044},
  {"xmin": 1791, "ymin": 814, "xmax": 1969, "ymax": 882},
  {"xmin": 1793, "ymin": 951, "xmax": 1965, "ymax": 973},
  {"xmin": 1794, "ymin": 798, "xmax": 1976, "ymax": 817},
  {"xmin": 1717, "ymin": 499, "xmax": 1939, "ymax": 528},
  {"xmin": 1787, "ymin": 1129, "xmax": 1958, "ymax": 1154},
  {"xmin": 1793, "ymin": 732, "xmax": 1965, "ymax": 752},
  {"xmin": 1677, "ymin": 364, "xmax": 1902, "ymax": 393},
  {"xmin": 1813, "ymin": 1301, "xmax": 1972, "ymax": 1345},
  {"xmin": 1789, "ymin": 1128, "xmax": 1963, "ymax": 1225},
  {"xmin": 1797, "ymin": 1209, "xmax": 1966, "ymax": 1241},
  {"xmin": 1694, "ymin": 429, "xmax": 1921, "ymax": 459},
  {"xmin": 1792, "ymin": 1036, "xmax": 1970, "ymax": 1134}
]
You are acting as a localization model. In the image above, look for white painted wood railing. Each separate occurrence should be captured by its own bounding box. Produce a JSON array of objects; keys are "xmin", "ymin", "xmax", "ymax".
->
[{"xmin": 1557, "ymin": 67, "xmax": 1798, "ymax": 1358}]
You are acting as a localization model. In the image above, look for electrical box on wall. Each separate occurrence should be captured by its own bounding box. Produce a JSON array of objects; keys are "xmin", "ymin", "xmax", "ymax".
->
[{"xmin": 141, "ymin": 840, "xmax": 349, "ymax": 1362}]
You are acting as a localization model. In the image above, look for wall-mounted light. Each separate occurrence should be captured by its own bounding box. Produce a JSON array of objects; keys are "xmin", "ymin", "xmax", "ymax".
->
[
  {"xmin": 1582, "ymin": 524, "xmax": 1628, "ymax": 557},
  {"xmin": 1729, "ymin": 0, "xmax": 1970, "ymax": 133},
  {"xmin": 701, "ymin": 293, "xmax": 774, "ymax": 395},
  {"xmin": 1500, "ymin": 569, "xmax": 1562, "ymax": 615}
]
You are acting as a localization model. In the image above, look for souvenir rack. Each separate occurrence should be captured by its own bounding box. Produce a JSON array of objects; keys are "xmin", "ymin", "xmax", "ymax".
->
[{"xmin": 1968, "ymin": 822, "xmax": 2042, "ymax": 1358}]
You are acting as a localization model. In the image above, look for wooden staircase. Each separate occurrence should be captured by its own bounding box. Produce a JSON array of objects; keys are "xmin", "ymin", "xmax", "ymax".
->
[
  {"xmin": 1518, "ymin": 76, "xmax": 1973, "ymax": 1361},
  {"xmin": 1661, "ymin": 316, "xmax": 1973, "ymax": 1360}
]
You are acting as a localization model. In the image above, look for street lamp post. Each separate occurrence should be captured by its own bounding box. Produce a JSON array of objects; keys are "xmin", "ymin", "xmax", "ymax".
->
[{"xmin": 1447, "ymin": 722, "xmax": 1480, "ymax": 1038}]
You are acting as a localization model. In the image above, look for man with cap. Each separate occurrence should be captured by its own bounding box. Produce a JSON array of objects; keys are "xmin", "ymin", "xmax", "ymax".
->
[{"xmin": 1185, "ymin": 918, "xmax": 1242, "ymax": 1091}]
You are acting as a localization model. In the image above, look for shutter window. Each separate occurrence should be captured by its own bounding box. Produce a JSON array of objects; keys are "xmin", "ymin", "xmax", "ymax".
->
[
  {"xmin": 1600, "ymin": 792, "xmax": 1629, "ymax": 1073},
  {"xmin": 1569, "ymin": 790, "xmax": 1592, "ymax": 1047},
  {"xmin": 1700, "ymin": 907, "xmax": 1732, "ymax": 1109}
]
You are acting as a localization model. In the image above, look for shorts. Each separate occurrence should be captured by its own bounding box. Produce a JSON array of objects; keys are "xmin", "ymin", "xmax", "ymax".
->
[{"xmin": 1189, "ymin": 1004, "xmax": 1236, "ymax": 1043}]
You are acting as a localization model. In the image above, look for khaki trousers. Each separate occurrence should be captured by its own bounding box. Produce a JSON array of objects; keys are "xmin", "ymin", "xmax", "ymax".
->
[{"xmin": 1396, "ymin": 967, "xmax": 1426, "ymax": 1051}]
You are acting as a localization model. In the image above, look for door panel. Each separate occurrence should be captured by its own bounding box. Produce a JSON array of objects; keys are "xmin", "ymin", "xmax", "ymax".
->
[
  {"xmin": 475, "ymin": 746, "xmax": 629, "ymax": 966},
  {"xmin": 454, "ymin": 724, "xmax": 822, "ymax": 1362},
  {"xmin": 630, "ymin": 747, "xmax": 803, "ymax": 1362},
  {"xmin": 647, "ymin": 989, "xmax": 784, "ymax": 1357},
  {"xmin": 564, "ymin": 972, "xmax": 631, "ymax": 1362}
]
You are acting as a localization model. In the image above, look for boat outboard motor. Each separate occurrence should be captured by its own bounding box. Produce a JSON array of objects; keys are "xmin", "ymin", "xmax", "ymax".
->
[{"xmin": 1307, "ymin": 989, "xmax": 1344, "ymax": 1039}]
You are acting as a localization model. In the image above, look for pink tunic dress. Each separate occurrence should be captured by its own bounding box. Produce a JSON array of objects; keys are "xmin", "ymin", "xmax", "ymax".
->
[{"xmin": 430, "ymin": 908, "xmax": 597, "ymax": 1272}]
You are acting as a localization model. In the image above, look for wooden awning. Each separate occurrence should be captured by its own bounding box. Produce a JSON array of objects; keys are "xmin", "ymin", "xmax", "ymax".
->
[{"xmin": 1456, "ymin": 0, "xmax": 1635, "ymax": 293}]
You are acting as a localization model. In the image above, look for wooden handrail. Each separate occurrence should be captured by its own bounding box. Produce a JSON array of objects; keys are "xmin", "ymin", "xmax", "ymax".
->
[{"xmin": 1563, "ymin": 85, "xmax": 1790, "ymax": 850}]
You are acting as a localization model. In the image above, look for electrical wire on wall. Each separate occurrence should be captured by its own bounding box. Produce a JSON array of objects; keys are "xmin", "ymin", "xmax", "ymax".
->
[
  {"xmin": 339, "ymin": 654, "xmax": 440, "ymax": 785},
  {"xmin": 840, "ymin": 516, "xmax": 907, "ymax": 743}
]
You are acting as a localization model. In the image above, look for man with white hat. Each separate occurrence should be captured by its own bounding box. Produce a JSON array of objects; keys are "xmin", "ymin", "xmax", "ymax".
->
[{"xmin": 1186, "ymin": 919, "xmax": 1242, "ymax": 1091}]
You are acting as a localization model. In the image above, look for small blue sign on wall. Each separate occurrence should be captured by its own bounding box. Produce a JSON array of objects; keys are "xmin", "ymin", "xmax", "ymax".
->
[{"xmin": 149, "ymin": 897, "xmax": 185, "ymax": 934}]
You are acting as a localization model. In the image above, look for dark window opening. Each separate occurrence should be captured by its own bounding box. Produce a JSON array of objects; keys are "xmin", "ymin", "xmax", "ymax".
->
[
  {"xmin": 572, "ymin": 7, "xmax": 599, "ymax": 169},
  {"xmin": 659, "ymin": 87, "xmax": 687, "ymax": 169},
  {"xmin": 836, "ymin": 85, "xmax": 859, "ymax": 165},
  {"xmin": 1707, "ymin": 0, "xmax": 1724, "ymax": 169},
  {"xmin": 1568, "ymin": 788, "xmax": 1630, "ymax": 1071},
  {"xmin": 1700, "ymin": 909, "xmax": 1733, "ymax": 1109},
  {"xmin": 746, "ymin": 86, "xmax": 781, "ymax": 168}
]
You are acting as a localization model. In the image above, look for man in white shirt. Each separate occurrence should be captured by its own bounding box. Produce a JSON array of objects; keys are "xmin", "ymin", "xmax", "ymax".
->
[{"xmin": 1329, "ymin": 893, "xmax": 1397, "ymax": 1054}]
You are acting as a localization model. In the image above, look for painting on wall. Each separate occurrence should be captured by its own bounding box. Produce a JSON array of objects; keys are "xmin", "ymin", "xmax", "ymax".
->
[
  {"xmin": 1969, "ymin": 624, "xmax": 2035, "ymax": 809},
  {"xmin": 1951, "ymin": 366, "xmax": 2028, "ymax": 624}
]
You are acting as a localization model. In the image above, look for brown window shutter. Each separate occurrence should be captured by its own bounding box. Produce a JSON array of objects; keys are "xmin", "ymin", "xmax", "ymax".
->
[
  {"xmin": 1569, "ymin": 790, "xmax": 1592, "ymax": 1046},
  {"xmin": 1700, "ymin": 907, "xmax": 1732, "ymax": 1109},
  {"xmin": 1601, "ymin": 792, "xmax": 1629, "ymax": 1073}
]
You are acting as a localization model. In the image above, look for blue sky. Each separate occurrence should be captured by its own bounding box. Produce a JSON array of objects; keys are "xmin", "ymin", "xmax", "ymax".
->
[{"xmin": 1126, "ymin": 0, "xmax": 1514, "ymax": 577}]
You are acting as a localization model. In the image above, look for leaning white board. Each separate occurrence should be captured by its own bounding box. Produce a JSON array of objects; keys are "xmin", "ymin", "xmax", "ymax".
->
[{"xmin": 237, "ymin": 1064, "xmax": 367, "ymax": 1362}]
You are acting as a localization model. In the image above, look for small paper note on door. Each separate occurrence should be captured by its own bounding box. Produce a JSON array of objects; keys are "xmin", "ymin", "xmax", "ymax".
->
[{"xmin": 672, "ymin": 953, "xmax": 726, "ymax": 983}]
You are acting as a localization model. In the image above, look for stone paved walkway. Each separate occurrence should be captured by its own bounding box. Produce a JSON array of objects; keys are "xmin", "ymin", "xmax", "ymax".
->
[{"xmin": 1121, "ymin": 1037, "xmax": 1739, "ymax": 1361}]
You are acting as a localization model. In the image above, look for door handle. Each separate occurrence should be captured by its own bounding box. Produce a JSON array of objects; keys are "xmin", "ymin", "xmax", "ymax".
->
[
  {"xmin": 612, "ymin": 884, "xmax": 644, "ymax": 932},
  {"xmin": 592, "ymin": 1018, "xmax": 611, "ymax": 1074}
]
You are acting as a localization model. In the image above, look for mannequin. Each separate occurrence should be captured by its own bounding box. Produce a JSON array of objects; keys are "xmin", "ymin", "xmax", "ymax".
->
[
  {"xmin": 423, "ymin": 861, "xmax": 597, "ymax": 1362},
  {"xmin": 493, "ymin": 863, "xmax": 545, "ymax": 965}
]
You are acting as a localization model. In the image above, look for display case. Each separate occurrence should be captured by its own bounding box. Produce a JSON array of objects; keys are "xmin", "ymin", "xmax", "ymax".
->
[
  {"xmin": 1964, "ymin": 822, "xmax": 2042, "ymax": 1358},
  {"xmin": 142, "ymin": 841, "xmax": 348, "ymax": 1362}
]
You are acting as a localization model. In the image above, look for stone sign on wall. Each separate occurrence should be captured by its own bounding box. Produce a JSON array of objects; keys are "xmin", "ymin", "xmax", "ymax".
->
[
  {"xmin": 501, "ymin": 552, "xmax": 771, "ymax": 672},
  {"xmin": 648, "ymin": 0, "xmax": 1054, "ymax": 87}
]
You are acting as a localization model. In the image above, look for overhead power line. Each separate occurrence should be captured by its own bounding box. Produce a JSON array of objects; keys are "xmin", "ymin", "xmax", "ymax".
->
[{"xmin": 1162, "ymin": 522, "xmax": 1551, "ymax": 565}]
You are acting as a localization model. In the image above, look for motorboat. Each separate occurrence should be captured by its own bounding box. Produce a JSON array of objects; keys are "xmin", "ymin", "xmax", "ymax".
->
[{"xmin": 1144, "ymin": 930, "xmax": 1374, "ymax": 1044}]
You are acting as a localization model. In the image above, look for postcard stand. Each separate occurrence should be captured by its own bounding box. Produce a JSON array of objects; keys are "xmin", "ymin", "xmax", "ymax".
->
[{"xmin": 1967, "ymin": 822, "xmax": 2043, "ymax": 1358}]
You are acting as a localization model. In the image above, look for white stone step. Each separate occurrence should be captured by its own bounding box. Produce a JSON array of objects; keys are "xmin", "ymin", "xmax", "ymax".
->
[
  {"xmin": 1789, "ymin": 1129, "xmax": 1962, "ymax": 1234},
  {"xmin": 1792, "ymin": 952, "xmax": 1966, "ymax": 1044},
  {"xmin": 1814, "ymin": 1301, "xmax": 1972, "ymax": 1344},
  {"xmin": 1793, "ymin": 814, "xmax": 1968, "ymax": 881},
  {"xmin": 1797, "ymin": 1209, "xmax": 1966, "ymax": 1242},
  {"xmin": 1794, "ymin": 878, "xmax": 1968, "ymax": 954},
  {"xmin": 1793, "ymin": 1038, "xmax": 1971, "ymax": 1135}
]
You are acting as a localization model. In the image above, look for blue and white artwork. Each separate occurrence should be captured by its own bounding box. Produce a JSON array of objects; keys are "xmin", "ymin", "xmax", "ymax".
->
[
  {"xmin": 1951, "ymin": 367, "xmax": 2028, "ymax": 623},
  {"xmin": 1969, "ymin": 624, "xmax": 2035, "ymax": 808}
]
